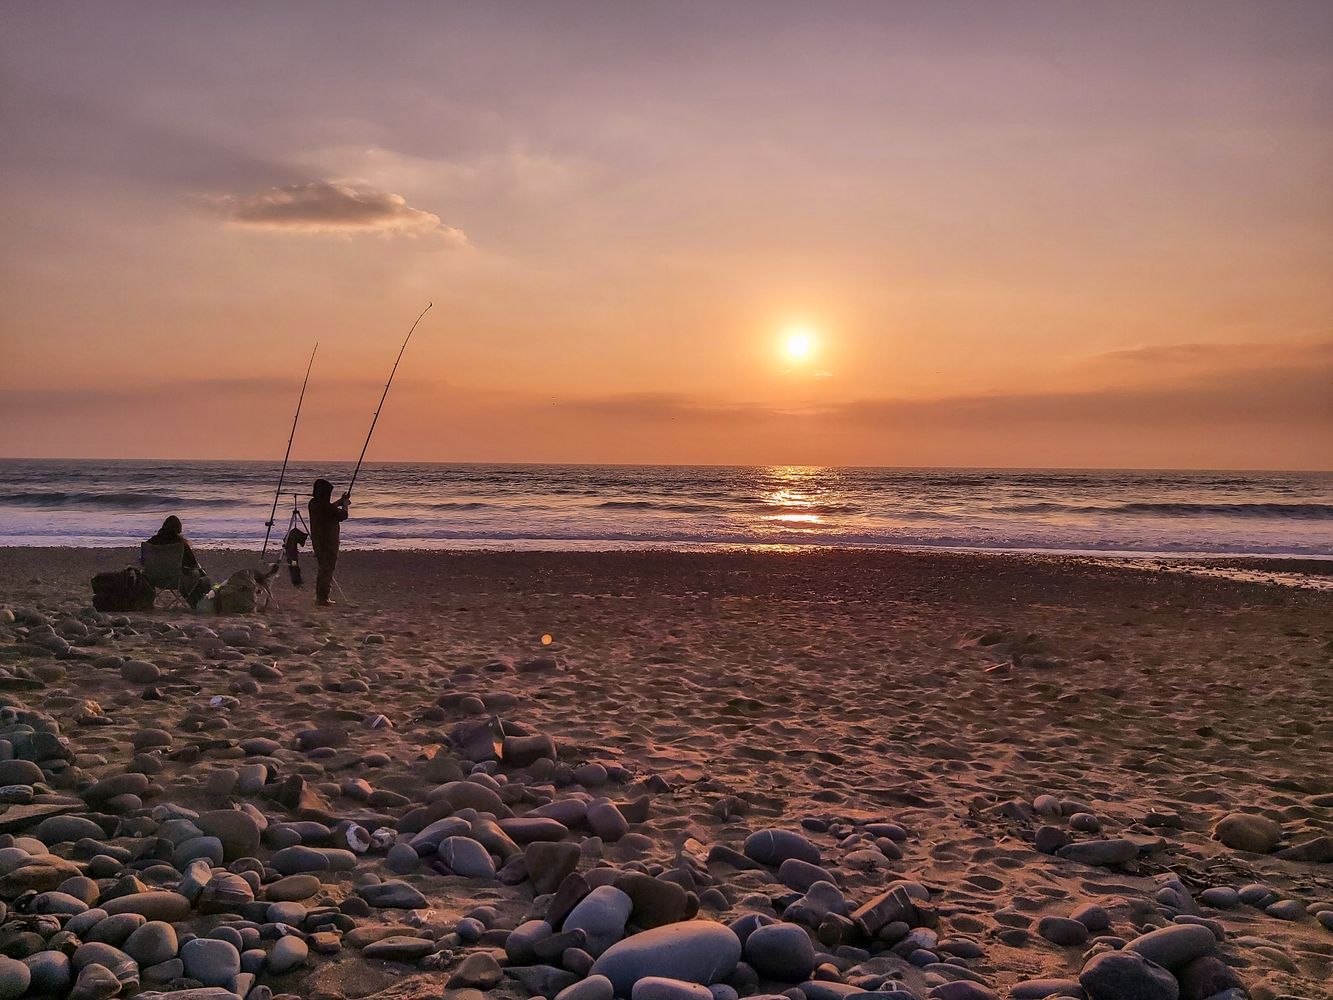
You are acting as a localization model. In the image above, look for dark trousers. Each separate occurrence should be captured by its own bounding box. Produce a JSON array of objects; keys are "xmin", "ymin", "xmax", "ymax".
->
[{"xmin": 314, "ymin": 547, "xmax": 338, "ymax": 603}]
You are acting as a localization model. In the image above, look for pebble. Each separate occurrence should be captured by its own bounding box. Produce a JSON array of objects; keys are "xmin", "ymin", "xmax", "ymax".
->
[
  {"xmin": 449, "ymin": 952, "xmax": 503, "ymax": 988},
  {"xmin": 181, "ymin": 937, "xmax": 241, "ymax": 987},
  {"xmin": 268, "ymin": 936, "xmax": 308, "ymax": 974},
  {"xmin": 564, "ymin": 884, "xmax": 633, "ymax": 956},
  {"xmin": 633, "ymin": 976, "xmax": 715, "ymax": 1000},
  {"xmin": 1037, "ymin": 916, "xmax": 1089, "ymax": 946},
  {"xmin": 1069, "ymin": 812, "xmax": 1101, "ymax": 832},
  {"xmin": 1070, "ymin": 903, "xmax": 1110, "ymax": 931},
  {"xmin": 71, "ymin": 962, "xmax": 122, "ymax": 999},
  {"xmin": 587, "ymin": 799, "xmax": 630, "ymax": 841},
  {"xmin": 386, "ymin": 841, "xmax": 420, "ymax": 874},
  {"xmin": 1009, "ymin": 979, "xmax": 1084, "ymax": 999},
  {"xmin": 614, "ymin": 871, "xmax": 690, "ymax": 929},
  {"xmin": 1199, "ymin": 887, "xmax": 1239, "ymax": 909},
  {"xmin": 556, "ymin": 974, "xmax": 616, "ymax": 1000},
  {"xmin": 1213, "ymin": 812, "xmax": 1281, "ymax": 854},
  {"xmin": 1079, "ymin": 950, "xmax": 1178, "ymax": 1000},
  {"xmin": 1034, "ymin": 826, "xmax": 1070, "ymax": 854},
  {"xmin": 0, "ymin": 956, "xmax": 29, "ymax": 1000},
  {"xmin": 590, "ymin": 920, "xmax": 742, "ymax": 993},
  {"xmin": 1054, "ymin": 839, "xmax": 1138, "ymax": 866},
  {"xmin": 362, "ymin": 936, "xmax": 436, "ymax": 960},
  {"xmin": 123, "ymin": 922, "xmax": 177, "ymax": 966},
  {"xmin": 101, "ymin": 891, "xmax": 191, "ymax": 921},
  {"xmin": 1123, "ymin": 923, "xmax": 1215, "ymax": 970},
  {"xmin": 1265, "ymin": 899, "xmax": 1304, "ymax": 921},
  {"xmin": 744, "ymin": 922, "xmax": 816, "ymax": 981},
  {"xmin": 358, "ymin": 880, "xmax": 429, "ymax": 909},
  {"xmin": 528, "ymin": 841, "xmax": 582, "ymax": 895},
  {"xmin": 743, "ymin": 829, "xmax": 821, "ymax": 866},
  {"xmin": 437, "ymin": 836, "xmax": 497, "ymax": 879}
]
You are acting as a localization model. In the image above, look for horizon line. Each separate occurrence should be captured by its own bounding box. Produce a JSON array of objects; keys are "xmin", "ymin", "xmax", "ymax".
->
[{"xmin": 0, "ymin": 456, "xmax": 1329, "ymax": 476}]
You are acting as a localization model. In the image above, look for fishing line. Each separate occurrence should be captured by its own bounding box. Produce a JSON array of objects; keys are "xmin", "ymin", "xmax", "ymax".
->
[
  {"xmin": 347, "ymin": 302, "xmax": 432, "ymax": 498},
  {"xmin": 261, "ymin": 343, "xmax": 318, "ymax": 559}
]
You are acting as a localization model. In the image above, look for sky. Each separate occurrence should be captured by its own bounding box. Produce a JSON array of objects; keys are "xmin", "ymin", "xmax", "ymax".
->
[{"xmin": 1, "ymin": 1, "xmax": 1330, "ymax": 469}]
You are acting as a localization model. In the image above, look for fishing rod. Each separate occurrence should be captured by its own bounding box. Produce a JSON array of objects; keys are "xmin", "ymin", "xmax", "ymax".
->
[
  {"xmin": 346, "ymin": 302, "xmax": 432, "ymax": 498},
  {"xmin": 260, "ymin": 343, "xmax": 318, "ymax": 559}
]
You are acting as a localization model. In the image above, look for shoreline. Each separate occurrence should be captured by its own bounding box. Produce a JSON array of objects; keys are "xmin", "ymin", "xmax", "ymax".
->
[{"xmin": 5, "ymin": 544, "xmax": 1330, "ymax": 592}]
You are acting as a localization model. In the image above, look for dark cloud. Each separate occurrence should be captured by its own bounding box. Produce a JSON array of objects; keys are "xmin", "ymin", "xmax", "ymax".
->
[
  {"xmin": 204, "ymin": 181, "xmax": 467, "ymax": 241},
  {"xmin": 829, "ymin": 362, "xmax": 1333, "ymax": 430}
]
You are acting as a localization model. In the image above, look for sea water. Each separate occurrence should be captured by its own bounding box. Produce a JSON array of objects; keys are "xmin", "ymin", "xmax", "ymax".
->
[{"xmin": 0, "ymin": 460, "xmax": 1329, "ymax": 557}]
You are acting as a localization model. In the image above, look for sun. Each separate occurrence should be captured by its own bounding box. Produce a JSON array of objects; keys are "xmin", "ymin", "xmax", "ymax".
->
[{"xmin": 783, "ymin": 326, "xmax": 817, "ymax": 362}]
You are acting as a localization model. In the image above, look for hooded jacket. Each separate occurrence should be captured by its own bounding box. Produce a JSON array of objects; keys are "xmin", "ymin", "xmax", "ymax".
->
[{"xmin": 307, "ymin": 479, "xmax": 349, "ymax": 557}]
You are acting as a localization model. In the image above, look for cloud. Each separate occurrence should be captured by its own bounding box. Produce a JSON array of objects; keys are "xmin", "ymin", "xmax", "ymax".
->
[
  {"xmin": 3, "ymin": 357, "xmax": 1329, "ymax": 468},
  {"xmin": 203, "ymin": 180, "xmax": 467, "ymax": 242},
  {"xmin": 1093, "ymin": 337, "xmax": 1333, "ymax": 368}
]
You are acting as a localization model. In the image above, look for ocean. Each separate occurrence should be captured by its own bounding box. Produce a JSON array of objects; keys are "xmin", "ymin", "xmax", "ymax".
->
[{"xmin": 0, "ymin": 460, "xmax": 1330, "ymax": 557}]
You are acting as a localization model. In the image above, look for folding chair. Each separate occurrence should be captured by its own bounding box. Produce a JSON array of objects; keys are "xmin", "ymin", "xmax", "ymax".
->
[{"xmin": 140, "ymin": 540, "xmax": 187, "ymax": 609}]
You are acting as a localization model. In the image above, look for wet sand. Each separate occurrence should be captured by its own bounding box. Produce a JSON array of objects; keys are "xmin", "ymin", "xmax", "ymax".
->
[{"xmin": 0, "ymin": 547, "xmax": 1329, "ymax": 1000}]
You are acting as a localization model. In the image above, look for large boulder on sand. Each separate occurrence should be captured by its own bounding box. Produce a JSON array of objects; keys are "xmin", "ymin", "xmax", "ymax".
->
[
  {"xmin": 1213, "ymin": 813, "xmax": 1281, "ymax": 854},
  {"xmin": 590, "ymin": 920, "xmax": 741, "ymax": 994}
]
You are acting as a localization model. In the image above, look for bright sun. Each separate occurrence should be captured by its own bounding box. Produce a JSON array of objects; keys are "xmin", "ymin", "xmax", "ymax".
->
[{"xmin": 783, "ymin": 327, "xmax": 816, "ymax": 362}]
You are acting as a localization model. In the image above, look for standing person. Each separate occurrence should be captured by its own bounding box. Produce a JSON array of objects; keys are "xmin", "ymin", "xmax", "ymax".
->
[{"xmin": 307, "ymin": 479, "xmax": 349, "ymax": 606}]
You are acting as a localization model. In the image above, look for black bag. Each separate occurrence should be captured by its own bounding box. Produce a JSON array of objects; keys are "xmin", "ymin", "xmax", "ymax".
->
[{"xmin": 91, "ymin": 567, "xmax": 156, "ymax": 612}]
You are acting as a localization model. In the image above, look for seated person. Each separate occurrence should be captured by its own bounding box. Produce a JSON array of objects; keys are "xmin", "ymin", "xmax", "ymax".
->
[{"xmin": 143, "ymin": 515, "xmax": 210, "ymax": 604}]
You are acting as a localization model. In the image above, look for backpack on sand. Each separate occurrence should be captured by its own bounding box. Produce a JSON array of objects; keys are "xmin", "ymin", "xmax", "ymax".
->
[
  {"xmin": 212, "ymin": 573, "xmax": 259, "ymax": 614},
  {"xmin": 90, "ymin": 567, "xmax": 156, "ymax": 612}
]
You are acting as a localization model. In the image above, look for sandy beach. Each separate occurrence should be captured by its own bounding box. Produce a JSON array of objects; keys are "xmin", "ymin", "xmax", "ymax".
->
[{"xmin": 0, "ymin": 547, "xmax": 1329, "ymax": 1000}]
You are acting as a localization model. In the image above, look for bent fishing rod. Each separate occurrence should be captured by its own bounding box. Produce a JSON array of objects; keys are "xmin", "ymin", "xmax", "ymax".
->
[
  {"xmin": 346, "ymin": 301, "xmax": 432, "ymax": 498},
  {"xmin": 260, "ymin": 343, "xmax": 318, "ymax": 559}
]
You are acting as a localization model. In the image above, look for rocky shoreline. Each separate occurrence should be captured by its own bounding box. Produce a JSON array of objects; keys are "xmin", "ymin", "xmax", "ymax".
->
[{"xmin": 0, "ymin": 548, "xmax": 1328, "ymax": 1000}]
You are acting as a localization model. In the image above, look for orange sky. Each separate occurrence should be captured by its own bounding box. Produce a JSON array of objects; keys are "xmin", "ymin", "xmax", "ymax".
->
[{"xmin": 2, "ymin": 2, "xmax": 1330, "ymax": 468}]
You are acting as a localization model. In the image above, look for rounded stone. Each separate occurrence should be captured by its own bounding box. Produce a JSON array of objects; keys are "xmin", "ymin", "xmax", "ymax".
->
[
  {"xmin": 265, "ymin": 874, "xmax": 321, "ymax": 902},
  {"xmin": 742, "ymin": 829, "xmax": 821, "ymax": 866},
  {"xmin": 268, "ymin": 936, "xmax": 308, "ymax": 974},
  {"xmin": 1079, "ymin": 951, "xmax": 1178, "ymax": 1000},
  {"xmin": 196, "ymin": 809, "xmax": 262, "ymax": 861},
  {"xmin": 1124, "ymin": 924, "xmax": 1216, "ymax": 970},
  {"xmin": 564, "ymin": 884, "xmax": 633, "ymax": 956},
  {"xmin": 437, "ymin": 836, "xmax": 496, "ymax": 879},
  {"xmin": 120, "ymin": 660, "xmax": 162, "ymax": 683},
  {"xmin": 100, "ymin": 891, "xmax": 192, "ymax": 921},
  {"xmin": 1037, "ymin": 916, "xmax": 1089, "ymax": 946},
  {"xmin": 555, "ymin": 974, "xmax": 616, "ymax": 1000},
  {"xmin": 0, "ymin": 760, "xmax": 44, "ymax": 786},
  {"xmin": 1054, "ymin": 839, "xmax": 1138, "ymax": 866},
  {"xmin": 181, "ymin": 937, "xmax": 241, "ymax": 987},
  {"xmin": 587, "ymin": 800, "xmax": 629, "ymax": 842},
  {"xmin": 744, "ymin": 922, "xmax": 815, "ymax": 981},
  {"xmin": 173, "ymin": 835, "xmax": 225, "ymax": 868},
  {"xmin": 590, "ymin": 920, "xmax": 742, "ymax": 993},
  {"xmin": 1213, "ymin": 813, "xmax": 1281, "ymax": 854},
  {"xmin": 386, "ymin": 842, "xmax": 420, "ymax": 874},
  {"xmin": 1199, "ymin": 887, "xmax": 1239, "ymax": 909},
  {"xmin": 633, "ymin": 977, "xmax": 715, "ymax": 1000},
  {"xmin": 778, "ymin": 858, "xmax": 835, "ymax": 892},
  {"xmin": 1070, "ymin": 903, "xmax": 1111, "ymax": 931},
  {"xmin": 0, "ymin": 956, "xmax": 30, "ymax": 1000},
  {"xmin": 71, "ymin": 963, "xmax": 122, "ymax": 999},
  {"xmin": 123, "ymin": 921, "xmax": 178, "ymax": 967}
]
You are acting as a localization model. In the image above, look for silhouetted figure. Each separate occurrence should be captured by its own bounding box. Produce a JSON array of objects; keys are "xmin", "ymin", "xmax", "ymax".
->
[
  {"xmin": 283, "ymin": 526, "xmax": 309, "ymax": 586},
  {"xmin": 308, "ymin": 479, "xmax": 349, "ymax": 605},
  {"xmin": 142, "ymin": 515, "xmax": 210, "ymax": 604}
]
